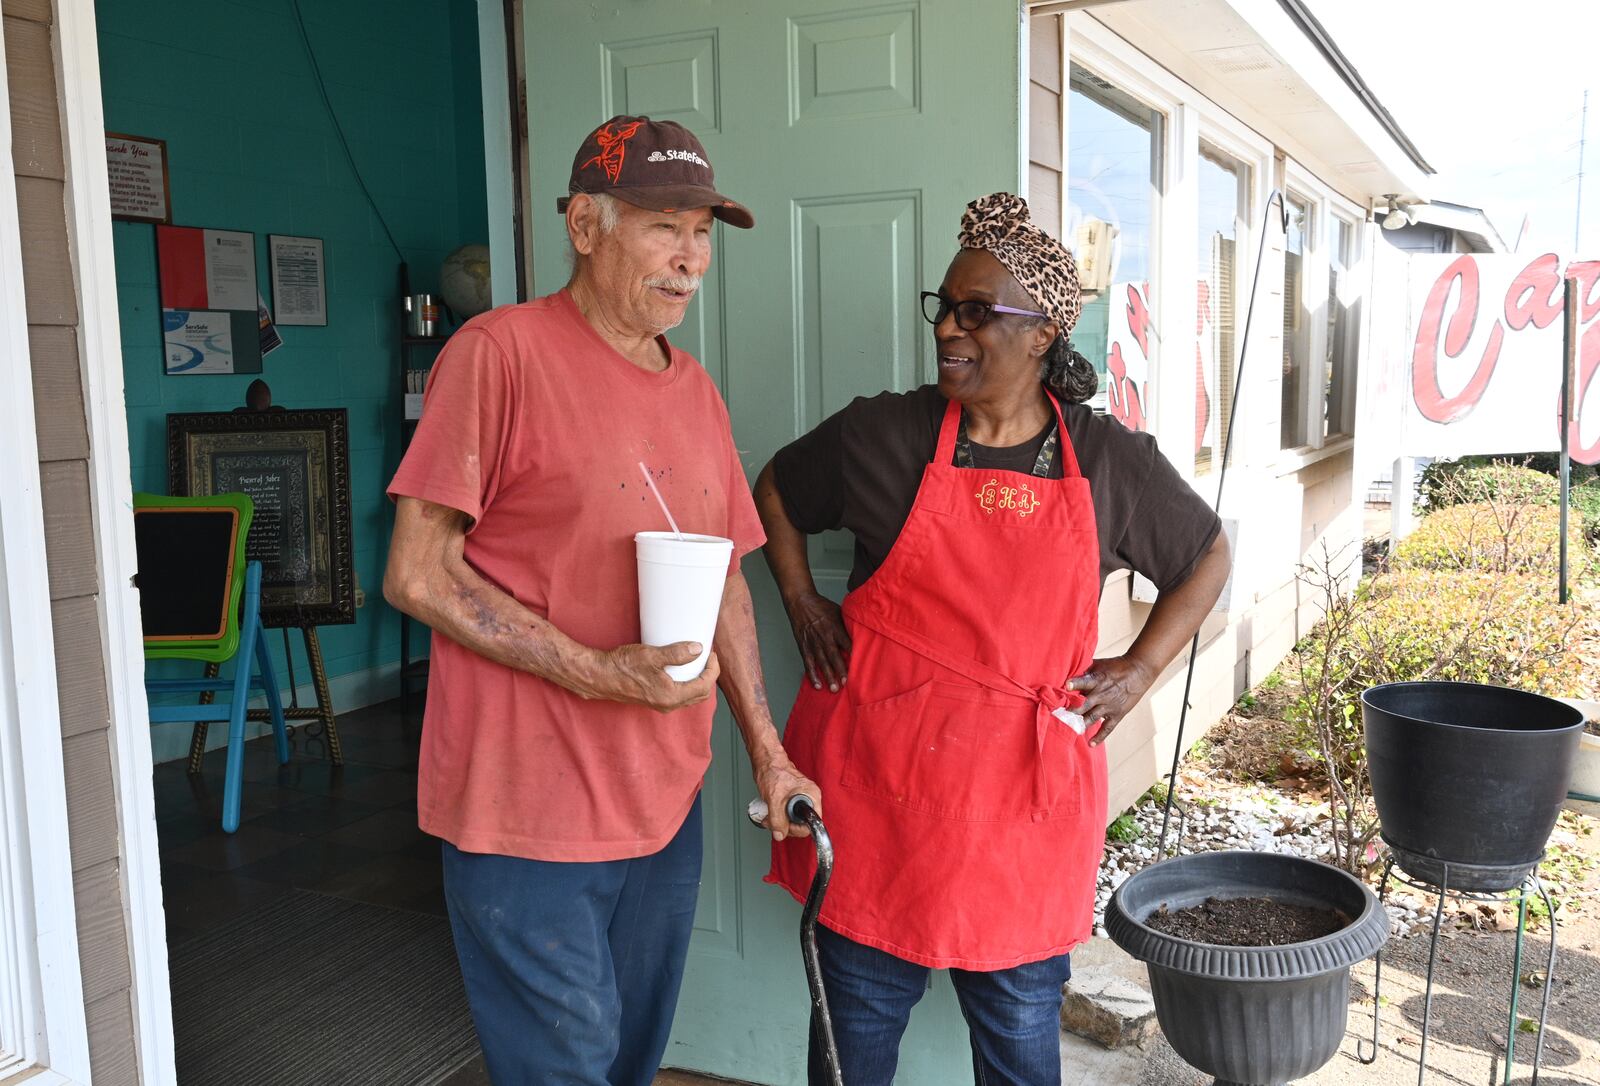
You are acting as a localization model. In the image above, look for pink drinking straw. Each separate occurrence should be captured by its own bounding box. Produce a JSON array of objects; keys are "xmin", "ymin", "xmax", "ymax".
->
[{"xmin": 637, "ymin": 461, "xmax": 684, "ymax": 539}]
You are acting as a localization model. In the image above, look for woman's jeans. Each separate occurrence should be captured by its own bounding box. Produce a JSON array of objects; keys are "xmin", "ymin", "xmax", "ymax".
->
[
  {"xmin": 441, "ymin": 795, "xmax": 703, "ymax": 1086},
  {"xmin": 811, "ymin": 924, "xmax": 1072, "ymax": 1085}
]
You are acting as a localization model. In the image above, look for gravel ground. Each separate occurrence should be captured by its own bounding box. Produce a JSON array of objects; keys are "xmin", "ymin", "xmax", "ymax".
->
[{"xmin": 1093, "ymin": 777, "xmax": 1596, "ymax": 944}]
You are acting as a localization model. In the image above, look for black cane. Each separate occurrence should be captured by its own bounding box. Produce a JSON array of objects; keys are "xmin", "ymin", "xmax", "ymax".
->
[{"xmin": 749, "ymin": 793, "xmax": 842, "ymax": 1086}]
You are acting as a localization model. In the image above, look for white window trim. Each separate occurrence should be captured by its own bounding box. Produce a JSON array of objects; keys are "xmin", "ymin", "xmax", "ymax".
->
[
  {"xmin": 55, "ymin": 0, "xmax": 177, "ymax": 1081},
  {"xmin": 1278, "ymin": 158, "xmax": 1367, "ymax": 469},
  {"xmin": 1066, "ymin": 15, "xmax": 1285, "ymax": 484},
  {"xmin": 1193, "ymin": 127, "xmax": 1271, "ymax": 493},
  {"xmin": 1060, "ymin": 25, "xmax": 1181, "ymax": 452},
  {"xmin": 0, "ymin": 12, "xmax": 91, "ymax": 1083}
]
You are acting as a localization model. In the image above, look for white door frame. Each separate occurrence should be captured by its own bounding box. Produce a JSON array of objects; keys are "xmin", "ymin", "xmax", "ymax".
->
[
  {"xmin": 54, "ymin": 0, "xmax": 178, "ymax": 1080},
  {"xmin": 0, "ymin": 10, "xmax": 92, "ymax": 1084}
]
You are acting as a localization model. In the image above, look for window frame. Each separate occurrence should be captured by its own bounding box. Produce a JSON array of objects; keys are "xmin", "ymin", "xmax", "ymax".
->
[
  {"xmin": 1061, "ymin": 16, "xmax": 1278, "ymax": 480},
  {"xmin": 1278, "ymin": 159, "xmax": 1366, "ymax": 464},
  {"xmin": 1192, "ymin": 139, "xmax": 1254, "ymax": 478},
  {"xmin": 1060, "ymin": 26, "xmax": 1176, "ymax": 428}
]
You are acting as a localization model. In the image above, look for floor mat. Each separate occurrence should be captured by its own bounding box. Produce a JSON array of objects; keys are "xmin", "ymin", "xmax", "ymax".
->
[{"xmin": 169, "ymin": 889, "xmax": 480, "ymax": 1085}]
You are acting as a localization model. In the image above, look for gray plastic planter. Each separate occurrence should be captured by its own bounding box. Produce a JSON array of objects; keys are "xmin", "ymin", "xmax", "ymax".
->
[{"xmin": 1106, "ymin": 851, "xmax": 1389, "ymax": 1086}]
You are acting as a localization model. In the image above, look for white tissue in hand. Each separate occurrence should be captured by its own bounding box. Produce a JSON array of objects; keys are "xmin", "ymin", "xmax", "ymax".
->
[{"xmin": 1052, "ymin": 707, "xmax": 1088, "ymax": 735}]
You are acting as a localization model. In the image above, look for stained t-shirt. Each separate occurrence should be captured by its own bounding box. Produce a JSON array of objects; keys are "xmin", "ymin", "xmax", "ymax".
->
[
  {"xmin": 387, "ymin": 290, "xmax": 765, "ymax": 863},
  {"xmin": 772, "ymin": 384, "xmax": 1219, "ymax": 593}
]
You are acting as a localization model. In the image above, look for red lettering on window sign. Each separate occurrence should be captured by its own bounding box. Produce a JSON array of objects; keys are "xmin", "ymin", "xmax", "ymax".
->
[
  {"xmin": 1412, "ymin": 254, "xmax": 1504, "ymax": 424},
  {"xmin": 1126, "ymin": 283, "xmax": 1151, "ymax": 358},
  {"xmin": 1504, "ymin": 252, "xmax": 1565, "ymax": 332},
  {"xmin": 1569, "ymin": 318, "xmax": 1600, "ymax": 466},
  {"xmin": 1107, "ymin": 342, "xmax": 1148, "ymax": 433}
]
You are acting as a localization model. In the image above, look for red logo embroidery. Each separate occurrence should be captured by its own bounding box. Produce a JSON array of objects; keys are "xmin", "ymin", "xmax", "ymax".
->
[{"xmin": 583, "ymin": 121, "xmax": 645, "ymax": 183}]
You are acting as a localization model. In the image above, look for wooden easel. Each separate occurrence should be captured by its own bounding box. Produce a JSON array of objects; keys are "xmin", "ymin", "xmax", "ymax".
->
[{"xmin": 189, "ymin": 622, "xmax": 343, "ymax": 772}]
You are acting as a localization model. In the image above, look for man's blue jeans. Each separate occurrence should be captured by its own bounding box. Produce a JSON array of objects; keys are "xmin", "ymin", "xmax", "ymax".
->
[
  {"xmin": 441, "ymin": 795, "xmax": 703, "ymax": 1085},
  {"xmin": 811, "ymin": 925, "xmax": 1071, "ymax": 1086}
]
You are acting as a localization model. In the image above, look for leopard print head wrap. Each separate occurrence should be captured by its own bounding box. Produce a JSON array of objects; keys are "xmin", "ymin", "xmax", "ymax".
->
[{"xmin": 956, "ymin": 192, "xmax": 1082, "ymax": 336}]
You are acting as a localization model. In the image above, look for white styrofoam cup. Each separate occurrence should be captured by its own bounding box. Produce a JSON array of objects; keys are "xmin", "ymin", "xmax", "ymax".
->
[{"xmin": 635, "ymin": 531, "xmax": 734, "ymax": 682}]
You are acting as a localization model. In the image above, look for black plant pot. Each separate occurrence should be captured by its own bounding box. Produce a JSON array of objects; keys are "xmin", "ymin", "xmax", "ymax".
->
[
  {"xmin": 1363, "ymin": 681, "xmax": 1584, "ymax": 892},
  {"xmin": 1106, "ymin": 851, "xmax": 1388, "ymax": 1086}
]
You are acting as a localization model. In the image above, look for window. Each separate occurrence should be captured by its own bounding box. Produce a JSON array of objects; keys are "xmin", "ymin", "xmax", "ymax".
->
[
  {"xmin": 1066, "ymin": 63, "xmax": 1163, "ymax": 426},
  {"xmin": 1195, "ymin": 146, "xmax": 1248, "ymax": 474},
  {"xmin": 1280, "ymin": 194, "xmax": 1312, "ymax": 449},
  {"xmin": 1324, "ymin": 215, "xmax": 1360, "ymax": 440}
]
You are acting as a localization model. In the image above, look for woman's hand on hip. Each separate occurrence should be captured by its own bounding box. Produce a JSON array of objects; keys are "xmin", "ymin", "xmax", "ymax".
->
[
  {"xmin": 1067, "ymin": 655, "xmax": 1155, "ymax": 747},
  {"xmin": 784, "ymin": 590, "xmax": 851, "ymax": 691}
]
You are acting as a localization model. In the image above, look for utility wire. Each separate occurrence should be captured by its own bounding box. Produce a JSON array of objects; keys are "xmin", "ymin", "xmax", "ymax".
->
[
  {"xmin": 289, "ymin": 0, "xmax": 405, "ymax": 264},
  {"xmin": 1576, "ymin": 89, "xmax": 1589, "ymax": 251}
]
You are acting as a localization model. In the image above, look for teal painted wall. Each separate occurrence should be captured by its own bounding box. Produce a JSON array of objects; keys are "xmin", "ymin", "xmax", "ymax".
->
[{"xmin": 98, "ymin": 0, "xmax": 489, "ymax": 763}]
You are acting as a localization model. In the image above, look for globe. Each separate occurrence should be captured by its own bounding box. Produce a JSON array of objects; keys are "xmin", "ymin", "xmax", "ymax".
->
[{"xmin": 440, "ymin": 244, "xmax": 492, "ymax": 319}]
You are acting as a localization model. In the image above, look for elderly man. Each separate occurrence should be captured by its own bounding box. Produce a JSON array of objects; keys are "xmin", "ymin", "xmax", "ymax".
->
[{"xmin": 385, "ymin": 115, "xmax": 817, "ymax": 1085}]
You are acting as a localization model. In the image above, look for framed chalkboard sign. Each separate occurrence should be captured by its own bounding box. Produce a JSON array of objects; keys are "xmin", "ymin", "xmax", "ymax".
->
[
  {"xmin": 167, "ymin": 408, "xmax": 354, "ymax": 627},
  {"xmin": 133, "ymin": 501, "xmax": 243, "ymax": 643}
]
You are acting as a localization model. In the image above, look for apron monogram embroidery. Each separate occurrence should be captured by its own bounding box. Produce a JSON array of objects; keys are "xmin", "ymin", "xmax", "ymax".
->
[
  {"xmin": 974, "ymin": 478, "xmax": 1042, "ymax": 517},
  {"xmin": 955, "ymin": 408, "xmax": 1057, "ymax": 520}
]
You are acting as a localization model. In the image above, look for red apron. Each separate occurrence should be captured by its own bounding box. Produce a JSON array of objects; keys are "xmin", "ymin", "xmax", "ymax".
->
[{"xmin": 768, "ymin": 393, "xmax": 1108, "ymax": 971}]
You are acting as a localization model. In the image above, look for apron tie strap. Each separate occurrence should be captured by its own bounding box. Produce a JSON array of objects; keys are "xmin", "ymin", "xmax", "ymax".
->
[
  {"xmin": 1033, "ymin": 685, "xmax": 1088, "ymax": 755},
  {"xmin": 850, "ymin": 607, "xmax": 1089, "ymax": 756}
]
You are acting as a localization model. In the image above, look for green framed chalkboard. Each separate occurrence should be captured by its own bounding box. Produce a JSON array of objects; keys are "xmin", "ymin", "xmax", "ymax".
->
[
  {"xmin": 167, "ymin": 408, "xmax": 354, "ymax": 627},
  {"xmin": 133, "ymin": 493, "xmax": 250, "ymax": 651}
]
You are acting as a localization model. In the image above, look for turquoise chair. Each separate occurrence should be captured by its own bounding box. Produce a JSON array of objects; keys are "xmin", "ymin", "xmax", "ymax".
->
[{"xmin": 135, "ymin": 492, "xmax": 289, "ymax": 832}]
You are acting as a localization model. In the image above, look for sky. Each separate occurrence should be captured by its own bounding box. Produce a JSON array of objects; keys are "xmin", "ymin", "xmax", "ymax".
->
[{"xmin": 1303, "ymin": 0, "xmax": 1600, "ymax": 255}]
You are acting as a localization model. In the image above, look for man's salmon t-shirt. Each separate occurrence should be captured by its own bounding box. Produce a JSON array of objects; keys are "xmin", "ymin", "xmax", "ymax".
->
[{"xmin": 387, "ymin": 290, "xmax": 764, "ymax": 862}]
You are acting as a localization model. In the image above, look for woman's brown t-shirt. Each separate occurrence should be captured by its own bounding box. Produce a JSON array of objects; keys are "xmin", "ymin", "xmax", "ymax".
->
[{"xmin": 772, "ymin": 384, "xmax": 1221, "ymax": 593}]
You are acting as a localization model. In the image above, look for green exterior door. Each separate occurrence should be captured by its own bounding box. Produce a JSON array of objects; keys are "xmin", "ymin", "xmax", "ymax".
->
[{"xmin": 525, "ymin": 3, "xmax": 1021, "ymax": 1080}]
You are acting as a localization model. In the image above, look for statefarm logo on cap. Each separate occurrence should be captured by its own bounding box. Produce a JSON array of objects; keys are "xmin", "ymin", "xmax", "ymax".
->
[{"xmin": 646, "ymin": 149, "xmax": 710, "ymax": 170}]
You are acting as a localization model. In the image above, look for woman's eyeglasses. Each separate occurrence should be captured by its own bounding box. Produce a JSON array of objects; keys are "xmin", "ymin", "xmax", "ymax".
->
[{"xmin": 920, "ymin": 291, "xmax": 1046, "ymax": 331}]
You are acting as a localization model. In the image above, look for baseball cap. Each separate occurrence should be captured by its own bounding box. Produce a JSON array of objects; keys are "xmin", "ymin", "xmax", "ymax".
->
[{"xmin": 556, "ymin": 115, "xmax": 754, "ymax": 229}]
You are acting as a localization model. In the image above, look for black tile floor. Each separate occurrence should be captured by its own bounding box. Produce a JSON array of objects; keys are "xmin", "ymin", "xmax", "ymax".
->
[{"xmin": 155, "ymin": 697, "xmax": 491, "ymax": 1085}]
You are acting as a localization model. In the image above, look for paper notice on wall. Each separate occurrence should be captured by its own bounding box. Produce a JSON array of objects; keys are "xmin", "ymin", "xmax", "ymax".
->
[
  {"xmin": 202, "ymin": 230, "xmax": 256, "ymax": 311},
  {"xmin": 164, "ymin": 309, "xmax": 235, "ymax": 374},
  {"xmin": 268, "ymin": 234, "xmax": 327, "ymax": 326},
  {"xmin": 105, "ymin": 133, "xmax": 170, "ymax": 223},
  {"xmin": 258, "ymin": 293, "xmax": 282, "ymax": 357}
]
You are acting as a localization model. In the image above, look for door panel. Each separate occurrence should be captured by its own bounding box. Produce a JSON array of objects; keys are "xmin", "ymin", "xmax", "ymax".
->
[{"xmin": 525, "ymin": 3, "xmax": 1020, "ymax": 1080}]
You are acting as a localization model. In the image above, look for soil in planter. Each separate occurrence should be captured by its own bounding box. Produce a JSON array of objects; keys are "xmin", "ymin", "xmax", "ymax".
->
[{"xmin": 1146, "ymin": 896, "xmax": 1348, "ymax": 946}]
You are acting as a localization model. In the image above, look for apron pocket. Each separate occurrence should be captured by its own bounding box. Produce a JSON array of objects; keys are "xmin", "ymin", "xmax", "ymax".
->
[{"xmin": 840, "ymin": 680, "xmax": 1082, "ymax": 822}]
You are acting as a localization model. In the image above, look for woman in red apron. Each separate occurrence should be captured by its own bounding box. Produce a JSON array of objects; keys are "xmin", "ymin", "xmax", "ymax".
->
[{"xmin": 756, "ymin": 193, "xmax": 1231, "ymax": 1085}]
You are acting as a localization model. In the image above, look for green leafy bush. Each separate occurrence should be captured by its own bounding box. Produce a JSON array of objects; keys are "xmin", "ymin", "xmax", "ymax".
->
[
  {"xmin": 1395, "ymin": 500, "xmax": 1587, "ymax": 577},
  {"xmin": 1573, "ymin": 478, "xmax": 1600, "ymax": 542},
  {"xmin": 1418, "ymin": 461, "xmax": 1558, "ymax": 510},
  {"xmin": 1418, "ymin": 455, "xmax": 1599, "ymax": 512}
]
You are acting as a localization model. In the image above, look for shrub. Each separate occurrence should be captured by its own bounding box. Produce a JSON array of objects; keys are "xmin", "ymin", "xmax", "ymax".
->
[
  {"xmin": 1418, "ymin": 454, "xmax": 1599, "ymax": 512},
  {"xmin": 1395, "ymin": 500, "xmax": 1588, "ymax": 577},
  {"xmin": 1290, "ymin": 550, "xmax": 1587, "ymax": 876},
  {"xmin": 1418, "ymin": 460, "xmax": 1558, "ymax": 510},
  {"xmin": 1573, "ymin": 478, "xmax": 1600, "ymax": 542}
]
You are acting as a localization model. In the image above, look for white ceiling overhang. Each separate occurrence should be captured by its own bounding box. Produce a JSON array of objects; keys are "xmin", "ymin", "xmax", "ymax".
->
[{"xmin": 1080, "ymin": 0, "xmax": 1433, "ymax": 204}]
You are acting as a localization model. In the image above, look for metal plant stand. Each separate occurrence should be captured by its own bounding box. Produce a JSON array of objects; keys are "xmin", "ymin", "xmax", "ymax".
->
[{"xmin": 1357, "ymin": 847, "xmax": 1558, "ymax": 1086}]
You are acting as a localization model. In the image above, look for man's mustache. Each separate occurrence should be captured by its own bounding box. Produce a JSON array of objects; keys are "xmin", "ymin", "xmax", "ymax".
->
[{"xmin": 644, "ymin": 274, "xmax": 702, "ymax": 295}]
